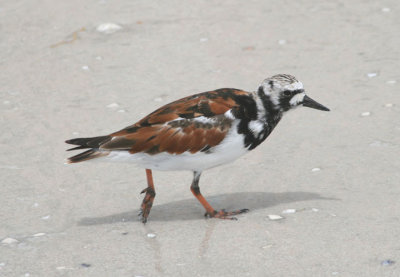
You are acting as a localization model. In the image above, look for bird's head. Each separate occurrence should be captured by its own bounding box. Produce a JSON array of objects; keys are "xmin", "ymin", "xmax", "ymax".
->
[{"xmin": 258, "ymin": 74, "xmax": 330, "ymax": 112}]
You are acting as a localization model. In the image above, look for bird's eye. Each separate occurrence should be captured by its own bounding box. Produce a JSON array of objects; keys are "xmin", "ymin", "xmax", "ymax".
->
[{"xmin": 283, "ymin": 90, "xmax": 293, "ymax": 97}]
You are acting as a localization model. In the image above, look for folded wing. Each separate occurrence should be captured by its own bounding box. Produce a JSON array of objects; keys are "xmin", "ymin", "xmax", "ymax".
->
[{"xmin": 66, "ymin": 88, "xmax": 249, "ymax": 162}]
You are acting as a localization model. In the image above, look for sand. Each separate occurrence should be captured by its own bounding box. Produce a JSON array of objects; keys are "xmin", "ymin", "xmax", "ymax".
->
[{"xmin": 1, "ymin": 0, "xmax": 399, "ymax": 276}]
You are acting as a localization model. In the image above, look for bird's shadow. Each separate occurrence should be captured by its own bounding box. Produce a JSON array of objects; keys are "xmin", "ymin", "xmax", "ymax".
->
[{"xmin": 78, "ymin": 191, "xmax": 336, "ymax": 225}]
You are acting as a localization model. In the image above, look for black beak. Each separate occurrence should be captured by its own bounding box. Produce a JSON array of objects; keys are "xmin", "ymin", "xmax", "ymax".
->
[{"xmin": 302, "ymin": 95, "xmax": 330, "ymax": 111}]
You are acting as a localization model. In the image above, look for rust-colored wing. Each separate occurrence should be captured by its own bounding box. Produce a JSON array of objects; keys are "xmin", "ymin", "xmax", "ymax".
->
[
  {"xmin": 101, "ymin": 115, "xmax": 232, "ymax": 154},
  {"xmin": 120, "ymin": 88, "xmax": 249, "ymax": 128},
  {"xmin": 102, "ymin": 88, "xmax": 250, "ymax": 154}
]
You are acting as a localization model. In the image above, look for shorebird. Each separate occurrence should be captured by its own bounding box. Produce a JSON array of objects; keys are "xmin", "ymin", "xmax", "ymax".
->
[{"xmin": 66, "ymin": 74, "xmax": 329, "ymax": 223}]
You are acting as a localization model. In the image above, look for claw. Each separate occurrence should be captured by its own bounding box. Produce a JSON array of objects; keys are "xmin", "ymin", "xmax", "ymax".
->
[
  {"xmin": 139, "ymin": 187, "xmax": 156, "ymax": 224},
  {"xmin": 204, "ymin": 208, "xmax": 249, "ymax": 220}
]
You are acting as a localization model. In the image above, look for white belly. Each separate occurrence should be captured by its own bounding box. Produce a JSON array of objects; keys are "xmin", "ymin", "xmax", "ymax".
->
[{"xmin": 100, "ymin": 122, "xmax": 249, "ymax": 171}]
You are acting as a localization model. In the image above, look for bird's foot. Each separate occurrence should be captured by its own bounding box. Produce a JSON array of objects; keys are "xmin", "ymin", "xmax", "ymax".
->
[
  {"xmin": 204, "ymin": 208, "xmax": 249, "ymax": 220},
  {"xmin": 138, "ymin": 187, "xmax": 156, "ymax": 223}
]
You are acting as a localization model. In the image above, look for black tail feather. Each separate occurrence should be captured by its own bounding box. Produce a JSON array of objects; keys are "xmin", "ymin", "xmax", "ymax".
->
[
  {"xmin": 67, "ymin": 149, "xmax": 109, "ymax": 163},
  {"xmin": 66, "ymin": 135, "xmax": 112, "ymax": 163},
  {"xmin": 67, "ymin": 149, "xmax": 95, "ymax": 163},
  {"xmin": 66, "ymin": 145, "xmax": 89, "ymax": 151},
  {"xmin": 65, "ymin": 135, "xmax": 111, "ymax": 151}
]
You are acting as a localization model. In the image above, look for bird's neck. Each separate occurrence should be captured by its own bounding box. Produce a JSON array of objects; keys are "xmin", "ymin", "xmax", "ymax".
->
[
  {"xmin": 237, "ymin": 90, "xmax": 282, "ymax": 151},
  {"xmin": 255, "ymin": 88, "xmax": 283, "ymax": 125}
]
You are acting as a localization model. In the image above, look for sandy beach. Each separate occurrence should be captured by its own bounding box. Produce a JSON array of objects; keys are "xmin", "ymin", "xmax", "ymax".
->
[{"xmin": 1, "ymin": 0, "xmax": 399, "ymax": 276}]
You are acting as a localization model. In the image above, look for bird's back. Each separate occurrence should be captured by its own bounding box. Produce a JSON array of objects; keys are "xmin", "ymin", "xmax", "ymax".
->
[{"xmin": 66, "ymin": 88, "xmax": 254, "ymax": 168}]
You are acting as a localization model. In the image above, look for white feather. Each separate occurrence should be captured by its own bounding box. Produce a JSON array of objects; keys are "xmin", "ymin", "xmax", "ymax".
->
[
  {"xmin": 224, "ymin": 110, "xmax": 235, "ymax": 120},
  {"xmin": 248, "ymin": 120, "xmax": 263, "ymax": 136},
  {"xmin": 289, "ymin": 92, "xmax": 306, "ymax": 106}
]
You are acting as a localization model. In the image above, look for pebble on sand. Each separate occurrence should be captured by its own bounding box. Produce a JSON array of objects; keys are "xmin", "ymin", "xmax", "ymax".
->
[
  {"xmin": 386, "ymin": 80, "xmax": 396, "ymax": 84},
  {"xmin": 261, "ymin": 244, "xmax": 273, "ymax": 249},
  {"xmin": 1, "ymin": 238, "xmax": 19, "ymax": 244},
  {"xmin": 106, "ymin": 103, "xmax": 119, "ymax": 109},
  {"xmin": 384, "ymin": 103, "xmax": 394, "ymax": 108},
  {"xmin": 282, "ymin": 209, "xmax": 296, "ymax": 214},
  {"xmin": 366, "ymin": 72, "xmax": 377, "ymax": 78},
  {"xmin": 147, "ymin": 233, "xmax": 156, "ymax": 238},
  {"xmin": 381, "ymin": 259, "xmax": 395, "ymax": 266},
  {"xmin": 268, "ymin": 215, "xmax": 284, "ymax": 220},
  {"xmin": 361, "ymin": 112, "xmax": 370, "ymax": 117},
  {"xmin": 96, "ymin": 23, "xmax": 122, "ymax": 34},
  {"xmin": 381, "ymin": 7, "xmax": 391, "ymax": 12},
  {"xmin": 311, "ymin": 167, "xmax": 321, "ymax": 172},
  {"xmin": 32, "ymin": 233, "xmax": 46, "ymax": 237}
]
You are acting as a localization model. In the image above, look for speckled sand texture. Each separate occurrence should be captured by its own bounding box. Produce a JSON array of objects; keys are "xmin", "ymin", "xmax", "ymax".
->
[{"xmin": 1, "ymin": 1, "xmax": 399, "ymax": 276}]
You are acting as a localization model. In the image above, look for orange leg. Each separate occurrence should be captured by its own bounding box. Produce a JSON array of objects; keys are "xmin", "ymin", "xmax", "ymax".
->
[
  {"xmin": 190, "ymin": 171, "xmax": 249, "ymax": 220},
  {"xmin": 139, "ymin": 169, "xmax": 156, "ymax": 223}
]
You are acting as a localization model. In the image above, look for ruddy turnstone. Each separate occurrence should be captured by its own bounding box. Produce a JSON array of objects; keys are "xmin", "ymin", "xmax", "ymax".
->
[{"xmin": 66, "ymin": 74, "xmax": 329, "ymax": 223}]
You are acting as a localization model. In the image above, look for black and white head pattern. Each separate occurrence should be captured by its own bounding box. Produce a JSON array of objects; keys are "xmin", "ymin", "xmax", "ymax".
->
[{"xmin": 258, "ymin": 74, "xmax": 306, "ymax": 112}]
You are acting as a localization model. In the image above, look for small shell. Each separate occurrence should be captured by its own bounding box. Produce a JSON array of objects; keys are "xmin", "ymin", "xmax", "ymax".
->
[
  {"xmin": 96, "ymin": 23, "xmax": 122, "ymax": 34},
  {"xmin": 1, "ymin": 238, "xmax": 18, "ymax": 244},
  {"xmin": 366, "ymin": 73, "xmax": 377, "ymax": 78},
  {"xmin": 268, "ymin": 214, "xmax": 284, "ymax": 220},
  {"xmin": 106, "ymin": 103, "xmax": 119, "ymax": 109},
  {"xmin": 282, "ymin": 209, "xmax": 296, "ymax": 214}
]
